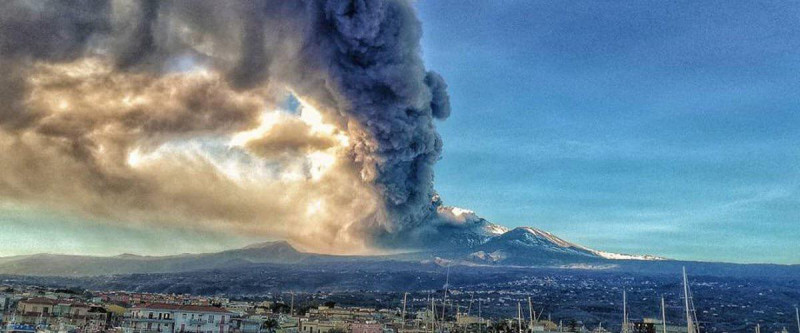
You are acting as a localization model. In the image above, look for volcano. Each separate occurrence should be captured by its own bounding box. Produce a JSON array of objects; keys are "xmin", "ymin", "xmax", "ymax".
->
[
  {"xmin": 0, "ymin": 206, "xmax": 663, "ymax": 277},
  {"xmin": 409, "ymin": 206, "xmax": 665, "ymax": 265}
]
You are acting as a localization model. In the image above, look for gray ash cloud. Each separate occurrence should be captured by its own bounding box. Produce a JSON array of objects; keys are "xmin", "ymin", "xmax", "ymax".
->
[{"xmin": 0, "ymin": 0, "xmax": 451, "ymax": 252}]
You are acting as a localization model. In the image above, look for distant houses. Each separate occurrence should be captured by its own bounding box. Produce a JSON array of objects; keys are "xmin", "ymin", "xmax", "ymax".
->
[
  {"xmin": 1, "ymin": 285, "xmax": 405, "ymax": 333},
  {"xmin": 4, "ymin": 296, "xmax": 110, "ymax": 332}
]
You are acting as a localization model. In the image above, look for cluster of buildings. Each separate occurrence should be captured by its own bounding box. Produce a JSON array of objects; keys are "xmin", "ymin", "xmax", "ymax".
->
[
  {"xmin": 2, "ymin": 296, "xmax": 113, "ymax": 333},
  {"xmin": 0, "ymin": 285, "xmax": 405, "ymax": 333},
  {"xmin": 0, "ymin": 283, "xmax": 673, "ymax": 333},
  {"xmin": 4, "ymin": 283, "xmax": 793, "ymax": 333},
  {"xmin": 1, "ymin": 285, "xmax": 261, "ymax": 333},
  {"xmin": 0, "ymin": 283, "xmax": 573, "ymax": 333}
]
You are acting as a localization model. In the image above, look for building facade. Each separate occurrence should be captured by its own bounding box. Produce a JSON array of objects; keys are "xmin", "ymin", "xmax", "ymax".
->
[{"xmin": 126, "ymin": 303, "xmax": 232, "ymax": 333}]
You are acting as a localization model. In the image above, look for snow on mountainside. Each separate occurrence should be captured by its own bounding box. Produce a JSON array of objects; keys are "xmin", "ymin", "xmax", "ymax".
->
[
  {"xmin": 505, "ymin": 226, "xmax": 667, "ymax": 261},
  {"xmin": 437, "ymin": 207, "xmax": 664, "ymax": 262},
  {"xmin": 590, "ymin": 250, "xmax": 666, "ymax": 261},
  {"xmin": 0, "ymin": 207, "xmax": 664, "ymax": 276},
  {"xmin": 425, "ymin": 206, "xmax": 510, "ymax": 249}
]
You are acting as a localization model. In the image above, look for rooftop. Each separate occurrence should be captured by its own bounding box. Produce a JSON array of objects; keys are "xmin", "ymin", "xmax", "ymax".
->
[{"xmin": 134, "ymin": 303, "xmax": 232, "ymax": 314}]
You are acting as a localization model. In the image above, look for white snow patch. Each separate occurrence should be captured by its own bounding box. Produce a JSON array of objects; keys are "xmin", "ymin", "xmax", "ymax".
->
[
  {"xmin": 589, "ymin": 250, "xmax": 667, "ymax": 261},
  {"xmin": 504, "ymin": 227, "xmax": 666, "ymax": 261}
]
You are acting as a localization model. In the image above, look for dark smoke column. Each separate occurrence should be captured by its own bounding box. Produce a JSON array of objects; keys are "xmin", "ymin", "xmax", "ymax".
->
[
  {"xmin": 299, "ymin": 0, "xmax": 451, "ymax": 236},
  {"xmin": 0, "ymin": 0, "xmax": 451, "ymax": 249}
]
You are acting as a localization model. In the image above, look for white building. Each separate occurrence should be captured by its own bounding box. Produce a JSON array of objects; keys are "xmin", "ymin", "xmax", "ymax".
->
[
  {"xmin": 126, "ymin": 303, "xmax": 233, "ymax": 333},
  {"xmin": 174, "ymin": 305, "xmax": 232, "ymax": 333}
]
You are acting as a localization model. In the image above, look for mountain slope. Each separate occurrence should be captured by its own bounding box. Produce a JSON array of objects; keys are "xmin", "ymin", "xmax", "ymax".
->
[
  {"xmin": 417, "ymin": 206, "xmax": 510, "ymax": 249},
  {"xmin": 463, "ymin": 226, "xmax": 665, "ymax": 265},
  {"xmin": 0, "ymin": 241, "xmax": 312, "ymax": 276},
  {"xmin": 466, "ymin": 227, "xmax": 600, "ymax": 265},
  {"xmin": 0, "ymin": 209, "xmax": 664, "ymax": 276},
  {"xmin": 424, "ymin": 207, "xmax": 662, "ymax": 265}
]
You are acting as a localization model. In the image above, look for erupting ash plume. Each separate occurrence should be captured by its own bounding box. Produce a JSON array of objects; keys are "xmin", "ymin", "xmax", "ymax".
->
[{"xmin": 0, "ymin": 0, "xmax": 450, "ymax": 253}]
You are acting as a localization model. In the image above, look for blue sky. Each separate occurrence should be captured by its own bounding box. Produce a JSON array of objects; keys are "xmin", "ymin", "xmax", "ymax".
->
[
  {"xmin": 418, "ymin": 0, "xmax": 800, "ymax": 264},
  {"xmin": 1, "ymin": 1, "xmax": 798, "ymax": 264}
]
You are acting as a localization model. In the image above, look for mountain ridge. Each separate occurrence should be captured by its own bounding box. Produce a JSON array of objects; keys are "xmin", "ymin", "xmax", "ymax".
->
[{"xmin": 0, "ymin": 208, "xmax": 668, "ymax": 276}]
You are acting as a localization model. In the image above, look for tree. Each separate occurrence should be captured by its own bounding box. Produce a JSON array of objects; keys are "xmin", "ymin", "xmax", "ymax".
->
[{"xmin": 261, "ymin": 319, "xmax": 279, "ymax": 333}]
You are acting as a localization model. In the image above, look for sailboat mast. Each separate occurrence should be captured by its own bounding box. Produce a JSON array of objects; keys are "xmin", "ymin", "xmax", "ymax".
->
[
  {"xmin": 441, "ymin": 264, "xmax": 450, "ymax": 325},
  {"xmin": 661, "ymin": 296, "xmax": 667, "ymax": 333},
  {"xmin": 683, "ymin": 267, "xmax": 694, "ymax": 333},
  {"xmin": 622, "ymin": 290, "xmax": 628, "ymax": 333},
  {"xmin": 796, "ymin": 306, "xmax": 800, "ymax": 333},
  {"xmin": 518, "ymin": 302, "xmax": 523, "ymax": 333},
  {"xmin": 467, "ymin": 293, "xmax": 474, "ymax": 316},
  {"xmin": 402, "ymin": 292, "xmax": 408, "ymax": 329},
  {"xmin": 478, "ymin": 299, "xmax": 482, "ymax": 331},
  {"xmin": 431, "ymin": 298, "xmax": 435, "ymax": 333},
  {"xmin": 528, "ymin": 296, "xmax": 534, "ymax": 327}
]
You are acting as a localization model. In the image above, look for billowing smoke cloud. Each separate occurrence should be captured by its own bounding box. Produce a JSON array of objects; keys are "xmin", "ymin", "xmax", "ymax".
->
[{"xmin": 0, "ymin": 0, "xmax": 451, "ymax": 253}]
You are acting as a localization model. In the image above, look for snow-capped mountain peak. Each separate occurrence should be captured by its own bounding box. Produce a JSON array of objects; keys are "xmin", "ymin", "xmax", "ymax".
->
[
  {"xmin": 425, "ymin": 203, "xmax": 664, "ymax": 263},
  {"xmin": 431, "ymin": 206, "xmax": 665, "ymax": 263},
  {"xmin": 494, "ymin": 226, "xmax": 666, "ymax": 261},
  {"xmin": 508, "ymin": 227, "xmax": 576, "ymax": 248},
  {"xmin": 495, "ymin": 226, "xmax": 667, "ymax": 261}
]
